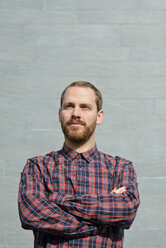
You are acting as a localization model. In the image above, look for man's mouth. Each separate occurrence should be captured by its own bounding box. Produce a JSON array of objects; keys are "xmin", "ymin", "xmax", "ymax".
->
[
  {"xmin": 67, "ymin": 120, "xmax": 86, "ymax": 127},
  {"xmin": 70, "ymin": 123, "xmax": 83, "ymax": 127}
]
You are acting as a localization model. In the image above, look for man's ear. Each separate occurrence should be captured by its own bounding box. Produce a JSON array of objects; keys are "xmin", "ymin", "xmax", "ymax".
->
[{"xmin": 96, "ymin": 109, "xmax": 104, "ymax": 125}]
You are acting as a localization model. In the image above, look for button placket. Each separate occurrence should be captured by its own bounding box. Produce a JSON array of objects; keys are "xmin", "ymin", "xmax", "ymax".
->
[{"xmin": 75, "ymin": 154, "xmax": 88, "ymax": 194}]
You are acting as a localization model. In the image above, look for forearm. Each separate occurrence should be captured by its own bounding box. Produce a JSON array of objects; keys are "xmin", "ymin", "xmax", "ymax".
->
[
  {"xmin": 50, "ymin": 162, "xmax": 140, "ymax": 229},
  {"xmin": 50, "ymin": 187, "xmax": 139, "ymax": 227},
  {"xmin": 18, "ymin": 173, "xmax": 101, "ymax": 237}
]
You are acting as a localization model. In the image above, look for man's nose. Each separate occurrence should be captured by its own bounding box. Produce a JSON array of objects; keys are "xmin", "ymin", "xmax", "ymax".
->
[{"xmin": 72, "ymin": 107, "xmax": 81, "ymax": 118}]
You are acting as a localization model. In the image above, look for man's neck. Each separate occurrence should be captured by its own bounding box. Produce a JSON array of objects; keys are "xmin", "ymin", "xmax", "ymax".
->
[{"xmin": 64, "ymin": 138, "xmax": 95, "ymax": 153}]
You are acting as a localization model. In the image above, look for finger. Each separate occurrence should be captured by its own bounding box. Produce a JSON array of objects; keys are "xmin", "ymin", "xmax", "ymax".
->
[
  {"xmin": 112, "ymin": 186, "xmax": 126, "ymax": 194},
  {"xmin": 116, "ymin": 187, "xmax": 126, "ymax": 193},
  {"xmin": 111, "ymin": 188, "xmax": 117, "ymax": 193}
]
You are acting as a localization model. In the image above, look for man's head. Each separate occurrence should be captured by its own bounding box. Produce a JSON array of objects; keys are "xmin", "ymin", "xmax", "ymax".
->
[
  {"xmin": 59, "ymin": 81, "xmax": 104, "ymax": 149},
  {"xmin": 60, "ymin": 81, "xmax": 103, "ymax": 112}
]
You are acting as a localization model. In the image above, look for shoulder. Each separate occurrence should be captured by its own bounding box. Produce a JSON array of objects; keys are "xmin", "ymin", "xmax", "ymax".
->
[
  {"xmin": 114, "ymin": 155, "xmax": 132, "ymax": 166},
  {"xmin": 97, "ymin": 150, "xmax": 133, "ymax": 169},
  {"xmin": 98, "ymin": 150, "xmax": 131, "ymax": 163},
  {"xmin": 28, "ymin": 149, "xmax": 63, "ymax": 163},
  {"xmin": 23, "ymin": 150, "xmax": 63, "ymax": 173},
  {"xmin": 96, "ymin": 151, "xmax": 136, "ymax": 180}
]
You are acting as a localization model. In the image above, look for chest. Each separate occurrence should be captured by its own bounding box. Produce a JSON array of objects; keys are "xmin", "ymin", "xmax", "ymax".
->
[{"xmin": 48, "ymin": 156, "xmax": 114, "ymax": 195}]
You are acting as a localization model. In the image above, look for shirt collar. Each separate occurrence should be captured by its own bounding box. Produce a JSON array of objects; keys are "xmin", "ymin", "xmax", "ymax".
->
[{"xmin": 62, "ymin": 143, "xmax": 98, "ymax": 162}]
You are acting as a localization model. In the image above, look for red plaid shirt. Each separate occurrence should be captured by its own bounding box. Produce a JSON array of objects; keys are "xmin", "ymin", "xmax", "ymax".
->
[{"xmin": 18, "ymin": 144, "xmax": 140, "ymax": 248}]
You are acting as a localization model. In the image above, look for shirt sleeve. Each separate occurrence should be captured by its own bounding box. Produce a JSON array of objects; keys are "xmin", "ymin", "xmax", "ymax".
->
[
  {"xmin": 50, "ymin": 160, "xmax": 140, "ymax": 229},
  {"xmin": 18, "ymin": 159, "xmax": 102, "ymax": 237}
]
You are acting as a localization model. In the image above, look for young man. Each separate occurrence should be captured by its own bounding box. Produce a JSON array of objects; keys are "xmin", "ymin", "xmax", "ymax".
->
[{"xmin": 18, "ymin": 81, "xmax": 140, "ymax": 248}]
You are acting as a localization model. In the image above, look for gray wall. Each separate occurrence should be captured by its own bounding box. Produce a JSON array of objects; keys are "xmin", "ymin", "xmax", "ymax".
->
[{"xmin": 0, "ymin": 0, "xmax": 166, "ymax": 247}]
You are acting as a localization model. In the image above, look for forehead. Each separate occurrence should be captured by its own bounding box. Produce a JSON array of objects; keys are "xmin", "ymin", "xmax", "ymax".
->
[{"xmin": 63, "ymin": 86, "xmax": 96, "ymax": 104}]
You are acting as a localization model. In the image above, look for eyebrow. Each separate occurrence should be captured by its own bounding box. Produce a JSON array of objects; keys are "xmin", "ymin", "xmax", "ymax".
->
[
  {"xmin": 80, "ymin": 103, "xmax": 93, "ymax": 108},
  {"xmin": 63, "ymin": 102, "xmax": 93, "ymax": 108},
  {"xmin": 63, "ymin": 102, "xmax": 74, "ymax": 107}
]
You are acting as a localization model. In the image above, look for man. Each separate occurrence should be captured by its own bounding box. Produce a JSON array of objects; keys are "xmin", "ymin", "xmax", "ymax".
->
[{"xmin": 18, "ymin": 81, "xmax": 140, "ymax": 247}]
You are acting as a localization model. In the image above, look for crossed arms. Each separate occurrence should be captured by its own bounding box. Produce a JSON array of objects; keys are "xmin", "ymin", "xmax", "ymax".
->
[{"xmin": 18, "ymin": 158, "xmax": 140, "ymax": 237}]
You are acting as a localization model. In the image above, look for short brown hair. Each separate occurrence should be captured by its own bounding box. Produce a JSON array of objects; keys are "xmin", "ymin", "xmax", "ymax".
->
[{"xmin": 60, "ymin": 81, "xmax": 103, "ymax": 112}]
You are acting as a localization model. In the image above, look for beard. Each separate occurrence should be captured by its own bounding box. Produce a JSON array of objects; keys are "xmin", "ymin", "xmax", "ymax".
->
[{"xmin": 60, "ymin": 117, "xmax": 97, "ymax": 144}]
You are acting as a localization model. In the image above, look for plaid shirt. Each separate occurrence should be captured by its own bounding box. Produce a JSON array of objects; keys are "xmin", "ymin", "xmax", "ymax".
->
[{"xmin": 18, "ymin": 144, "xmax": 140, "ymax": 248}]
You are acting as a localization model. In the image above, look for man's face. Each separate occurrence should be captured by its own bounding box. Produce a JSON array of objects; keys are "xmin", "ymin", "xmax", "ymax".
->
[{"xmin": 59, "ymin": 86, "xmax": 103, "ymax": 145}]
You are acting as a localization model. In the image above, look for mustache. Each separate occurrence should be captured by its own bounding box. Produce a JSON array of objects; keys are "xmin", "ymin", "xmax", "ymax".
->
[{"xmin": 66, "ymin": 118, "xmax": 86, "ymax": 126}]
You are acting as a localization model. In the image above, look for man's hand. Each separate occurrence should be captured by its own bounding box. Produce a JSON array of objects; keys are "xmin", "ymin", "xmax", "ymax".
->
[{"xmin": 111, "ymin": 187, "xmax": 126, "ymax": 194}]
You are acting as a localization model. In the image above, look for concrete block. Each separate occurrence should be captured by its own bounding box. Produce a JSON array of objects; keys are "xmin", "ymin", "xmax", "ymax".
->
[
  {"xmin": 124, "ymin": 229, "xmax": 166, "ymax": 248},
  {"xmin": 124, "ymin": 177, "xmax": 166, "ymax": 248},
  {"xmin": 0, "ymin": 61, "xmax": 18, "ymax": 78},
  {"xmin": 139, "ymin": 0, "xmax": 166, "ymax": 10},
  {"xmin": 0, "ymin": 79, "xmax": 63, "ymax": 99},
  {"xmin": 0, "ymin": 178, "xmax": 6, "ymax": 233},
  {"xmin": 6, "ymin": 69, "xmax": 164, "ymax": 97},
  {"xmin": 104, "ymin": 99, "xmax": 154, "ymax": 114},
  {"xmin": 43, "ymin": 0, "xmax": 77, "ymax": 10},
  {"xmin": 1, "ymin": 57, "xmax": 160, "ymax": 81},
  {"xmin": 120, "ymin": 25, "xmax": 166, "ymax": 47},
  {"xmin": 0, "ymin": 9, "xmax": 77, "ymax": 25},
  {"xmin": 97, "ymin": 77, "xmax": 166, "ymax": 99},
  {"xmin": 0, "ymin": 95, "xmax": 58, "ymax": 131},
  {"xmin": 132, "ymin": 47, "xmax": 166, "ymax": 62},
  {"xmin": 0, "ymin": 0, "xmax": 44, "ymax": 11},
  {"xmin": 38, "ymin": 10, "xmax": 77, "ymax": 24},
  {"xmin": 0, "ymin": 24, "xmax": 24, "ymax": 47},
  {"xmin": 1, "ymin": 177, "xmax": 24, "ymax": 232},
  {"xmin": 155, "ymin": 100, "xmax": 166, "ymax": 114},
  {"xmin": 0, "ymin": 160, "xmax": 5, "ymax": 178},
  {"xmin": 24, "ymin": 25, "xmax": 121, "ymax": 47},
  {"xmin": 135, "ymin": 177, "xmax": 166, "ymax": 229},
  {"xmin": 0, "ymin": 47, "xmax": 36, "ymax": 62},
  {"xmin": 0, "ymin": 228, "xmax": 5, "ymax": 246},
  {"xmin": 135, "ymin": 160, "xmax": 166, "ymax": 178},
  {"xmin": 35, "ymin": 46, "xmax": 130, "ymax": 62},
  {"xmin": 44, "ymin": 0, "xmax": 138, "ymax": 10},
  {"xmin": 10, "ymin": 61, "xmax": 114, "ymax": 78},
  {"xmin": 104, "ymin": 112, "xmax": 166, "ymax": 130},
  {"xmin": 114, "ymin": 61, "xmax": 166, "ymax": 77},
  {"xmin": 77, "ymin": 10, "xmax": 166, "ymax": 24},
  {"xmin": 6, "ymin": 227, "xmax": 33, "ymax": 247},
  {"xmin": 0, "ymin": 78, "xmax": 76, "ymax": 105},
  {"xmin": 0, "ymin": 177, "xmax": 5, "ymax": 202}
]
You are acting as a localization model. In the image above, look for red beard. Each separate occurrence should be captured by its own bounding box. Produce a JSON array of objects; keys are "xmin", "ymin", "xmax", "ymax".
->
[{"xmin": 60, "ymin": 117, "xmax": 96, "ymax": 144}]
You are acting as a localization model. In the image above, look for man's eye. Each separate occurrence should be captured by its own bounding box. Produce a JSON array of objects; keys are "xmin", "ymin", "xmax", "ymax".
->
[
  {"xmin": 66, "ymin": 105, "xmax": 73, "ymax": 108},
  {"xmin": 81, "ymin": 105, "xmax": 90, "ymax": 109},
  {"xmin": 64, "ymin": 104, "xmax": 73, "ymax": 109}
]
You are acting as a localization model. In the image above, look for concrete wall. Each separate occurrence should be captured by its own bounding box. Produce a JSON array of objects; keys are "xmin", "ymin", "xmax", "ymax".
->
[{"xmin": 0, "ymin": 0, "xmax": 166, "ymax": 247}]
